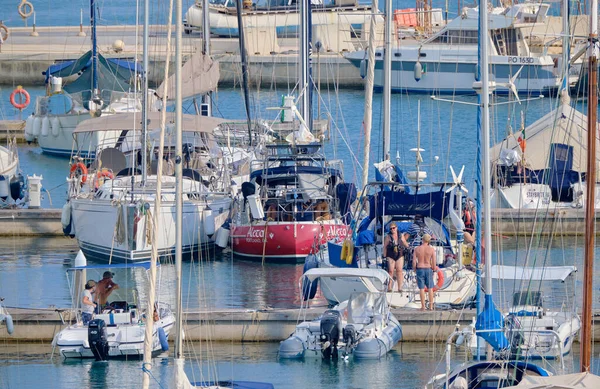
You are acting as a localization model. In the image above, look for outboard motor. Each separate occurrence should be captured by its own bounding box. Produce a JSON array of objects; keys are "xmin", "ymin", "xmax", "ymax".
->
[
  {"xmin": 320, "ymin": 310, "xmax": 341, "ymax": 359},
  {"xmin": 241, "ymin": 182, "xmax": 255, "ymax": 206},
  {"xmin": 88, "ymin": 319, "xmax": 109, "ymax": 361},
  {"xmin": 342, "ymin": 324, "xmax": 357, "ymax": 355}
]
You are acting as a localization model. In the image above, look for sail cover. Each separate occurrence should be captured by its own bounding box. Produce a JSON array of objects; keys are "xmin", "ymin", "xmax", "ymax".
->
[
  {"xmin": 504, "ymin": 372, "xmax": 600, "ymax": 388},
  {"xmin": 155, "ymin": 52, "xmax": 219, "ymax": 100},
  {"xmin": 43, "ymin": 51, "xmax": 140, "ymax": 94}
]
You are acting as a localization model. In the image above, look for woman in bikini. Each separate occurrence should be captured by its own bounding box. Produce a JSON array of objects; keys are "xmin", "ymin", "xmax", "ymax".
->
[{"xmin": 384, "ymin": 222, "xmax": 409, "ymax": 292}]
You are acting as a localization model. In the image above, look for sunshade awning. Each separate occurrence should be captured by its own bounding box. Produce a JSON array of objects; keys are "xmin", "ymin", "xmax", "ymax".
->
[{"xmin": 491, "ymin": 265, "xmax": 576, "ymax": 282}]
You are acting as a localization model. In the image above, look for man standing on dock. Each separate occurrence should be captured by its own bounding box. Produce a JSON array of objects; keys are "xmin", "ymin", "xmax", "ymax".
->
[{"xmin": 413, "ymin": 234, "xmax": 437, "ymax": 311}]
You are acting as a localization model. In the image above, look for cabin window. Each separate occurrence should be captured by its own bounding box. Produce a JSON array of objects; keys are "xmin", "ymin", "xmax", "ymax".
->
[{"xmin": 430, "ymin": 29, "xmax": 478, "ymax": 45}]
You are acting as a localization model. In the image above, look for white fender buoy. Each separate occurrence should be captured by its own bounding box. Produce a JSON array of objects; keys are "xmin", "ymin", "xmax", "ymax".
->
[
  {"xmin": 0, "ymin": 176, "xmax": 9, "ymax": 200},
  {"xmin": 32, "ymin": 116, "xmax": 42, "ymax": 136},
  {"xmin": 204, "ymin": 210, "xmax": 215, "ymax": 236},
  {"xmin": 359, "ymin": 59, "xmax": 367, "ymax": 79},
  {"xmin": 414, "ymin": 62, "xmax": 423, "ymax": 82},
  {"xmin": 74, "ymin": 250, "xmax": 87, "ymax": 267},
  {"xmin": 5, "ymin": 314, "xmax": 13, "ymax": 335},
  {"xmin": 61, "ymin": 202, "xmax": 71, "ymax": 230},
  {"xmin": 24, "ymin": 115, "xmax": 34, "ymax": 136},
  {"xmin": 41, "ymin": 116, "xmax": 50, "ymax": 137},
  {"xmin": 215, "ymin": 224, "xmax": 230, "ymax": 248},
  {"xmin": 51, "ymin": 117, "xmax": 61, "ymax": 137}
]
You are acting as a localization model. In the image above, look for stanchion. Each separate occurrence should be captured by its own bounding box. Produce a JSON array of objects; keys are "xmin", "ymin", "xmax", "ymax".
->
[
  {"xmin": 30, "ymin": 12, "xmax": 39, "ymax": 37},
  {"xmin": 78, "ymin": 9, "xmax": 86, "ymax": 37}
]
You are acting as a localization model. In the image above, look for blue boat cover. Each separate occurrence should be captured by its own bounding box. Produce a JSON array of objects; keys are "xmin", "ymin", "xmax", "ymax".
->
[
  {"xmin": 368, "ymin": 190, "xmax": 450, "ymax": 220},
  {"xmin": 67, "ymin": 261, "xmax": 158, "ymax": 271},
  {"xmin": 475, "ymin": 294, "xmax": 509, "ymax": 352},
  {"xmin": 250, "ymin": 165, "xmax": 342, "ymax": 185},
  {"xmin": 374, "ymin": 164, "xmax": 411, "ymax": 193}
]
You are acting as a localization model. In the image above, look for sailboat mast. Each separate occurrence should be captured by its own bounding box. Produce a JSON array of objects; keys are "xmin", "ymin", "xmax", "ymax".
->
[
  {"xmin": 382, "ymin": 0, "xmax": 392, "ymax": 160},
  {"xmin": 360, "ymin": 0, "xmax": 378, "ymax": 189},
  {"xmin": 90, "ymin": 0, "xmax": 98, "ymax": 94},
  {"xmin": 580, "ymin": 0, "xmax": 597, "ymax": 371},
  {"xmin": 141, "ymin": 0, "xmax": 149, "ymax": 184},
  {"xmin": 201, "ymin": 0, "xmax": 212, "ymax": 115},
  {"xmin": 175, "ymin": 0, "xmax": 184, "ymax": 360},
  {"xmin": 235, "ymin": 0, "xmax": 253, "ymax": 143},
  {"xmin": 479, "ymin": 0, "xmax": 492, "ymax": 297},
  {"xmin": 300, "ymin": 0, "xmax": 310, "ymax": 124}
]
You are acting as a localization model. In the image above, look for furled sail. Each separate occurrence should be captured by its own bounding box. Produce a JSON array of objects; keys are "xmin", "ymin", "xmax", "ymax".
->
[{"xmin": 155, "ymin": 52, "xmax": 219, "ymax": 100}]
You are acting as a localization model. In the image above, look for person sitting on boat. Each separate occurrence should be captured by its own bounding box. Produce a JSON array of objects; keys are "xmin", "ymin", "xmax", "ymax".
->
[
  {"xmin": 413, "ymin": 234, "xmax": 437, "ymax": 311},
  {"xmin": 384, "ymin": 222, "xmax": 410, "ymax": 292},
  {"xmin": 95, "ymin": 271, "xmax": 119, "ymax": 313},
  {"xmin": 265, "ymin": 201, "xmax": 278, "ymax": 221},
  {"xmin": 81, "ymin": 280, "xmax": 97, "ymax": 326},
  {"xmin": 315, "ymin": 199, "xmax": 331, "ymax": 220},
  {"xmin": 409, "ymin": 214, "xmax": 435, "ymax": 247}
]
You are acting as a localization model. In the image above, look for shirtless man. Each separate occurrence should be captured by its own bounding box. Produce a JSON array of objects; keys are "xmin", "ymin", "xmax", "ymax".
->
[{"xmin": 412, "ymin": 234, "xmax": 437, "ymax": 310}]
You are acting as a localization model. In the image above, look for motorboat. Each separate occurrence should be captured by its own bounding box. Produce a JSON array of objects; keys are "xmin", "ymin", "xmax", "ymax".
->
[
  {"xmin": 230, "ymin": 141, "xmax": 356, "ymax": 263},
  {"xmin": 345, "ymin": 3, "xmax": 571, "ymax": 94},
  {"xmin": 52, "ymin": 260, "xmax": 175, "ymax": 359},
  {"xmin": 0, "ymin": 140, "xmax": 42, "ymax": 208},
  {"xmin": 490, "ymin": 91, "xmax": 600, "ymax": 209},
  {"xmin": 279, "ymin": 269, "xmax": 402, "ymax": 359},
  {"xmin": 62, "ymin": 113, "xmax": 235, "ymax": 263},
  {"xmin": 467, "ymin": 265, "xmax": 581, "ymax": 361},
  {"xmin": 184, "ymin": 0, "xmax": 382, "ymax": 37}
]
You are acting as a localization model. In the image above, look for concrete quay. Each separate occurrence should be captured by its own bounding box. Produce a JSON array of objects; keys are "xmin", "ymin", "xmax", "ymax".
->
[{"xmin": 0, "ymin": 25, "xmax": 363, "ymax": 88}]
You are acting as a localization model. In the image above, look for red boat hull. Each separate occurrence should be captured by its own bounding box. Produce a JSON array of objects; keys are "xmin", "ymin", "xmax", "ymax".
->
[{"xmin": 231, "ymin": 221, "xmax": 349, "ymax": 263}]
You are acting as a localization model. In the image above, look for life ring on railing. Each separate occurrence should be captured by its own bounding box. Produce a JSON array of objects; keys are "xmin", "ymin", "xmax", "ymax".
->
[
  {"xmin": 425, "ymin": 269, "xmax": 444, "ymax": 292},
  {"xmin": 0, "ymin": 25, "xmax": 8, "ymax": 42},
  {"xmin": 94, "ymin": 169, "xmax": 114, "ymax": 189},
  {"xmin": 18, "ymin": 1, "xmax": 34, "ymax": 19},
  {"xmin": 69, "ymin": 162, "xmax": 88, "ymax": 184},
  {"xmin": 9, "ymin": 87, "xmax": 30, "ymax": 110}
]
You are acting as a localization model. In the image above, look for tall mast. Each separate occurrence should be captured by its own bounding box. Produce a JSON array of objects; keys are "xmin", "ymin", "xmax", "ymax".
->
[
  {"xmin": 174, "ymin": 0, "xmax": 184, "ymax": 361},
  {"xmin": 561, "ymin": 0, "xmax": 570, "ymax": 92},
  {"xmin": 300, "ymin": 0, "xmax": 310, "ymax": 124},
  {"xmin": 235, "ymin": 0, "xmax": 252, "ymax": 143},
  {"xmin": 141, "ymin": 0, "xmax": 149, "ymax": 184},
  {"xmin": 360, "ymin": 0, "xmax": 378, "ymax": 189},
  {"xmin": 201, "ymin": 0, "xmax": 212, "ymax": 116},
  {"xmin": 382, "ymin": 0, "xmax": 392, "ymax": 160},
  {"xmin": 580, "ymin": 0, "xmax": 597, "ymax": 371},
  {"xmin": 90, "ymin": 0, "xmax": 98, "ymax": 95}
]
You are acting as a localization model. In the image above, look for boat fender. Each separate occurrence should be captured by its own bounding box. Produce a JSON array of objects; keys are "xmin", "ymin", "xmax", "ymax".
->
[
  {"xmin": 204, "ymin": 210, "xmax": 215, "ymax": 236},
  {"xmin": 51, "ymin": 117, "xmax": 61, "ymax": 137},
  {"xmin": 41, "ymin": 116, "xmax": 50, "ymax": 137},
  {"xmin": 24, "ymin": 115, "xmax": 34, "ymax": 136},
  {"xmin": 341, "ymin": 238, "xmax": 354, "ymax": 265},
  {"xmin": 32, "ymin": 116, "xmax": 42, "ymax": 136},
  {"xmin": 61, "ymin": 202, "xmax": 73, "ymax": 235},
  {"xmin": 18, "ymin": 1, "xmax": 34, "ymax": 19},
  {"xmin": 302, "ymin": 254, "xmax": 319, "ymax": 301},
  {"xmin": 414, "ymin": 62, "xmax": 423, "ymax": 82},
  {"xmin": 359, "ymin": 59, "xmax": 367, "ymax": 79},
  {"xmin": 158, "ymin": 327, "xmax": 169, "ymax": 351},
  {"xmin": 0, "ymin": 176, "xmax": 9, "ymax": 200},
  {"xmin": 10, "ymin": 174, "xmax": 24, "ymax": 201},
  {"xmin": 215, "ymin": 221, "xmax": 230, "ymax": 249},
  {"xmin": 9, "ymin": 86, "xmax": 30, "ymax": 110},
  {"xmin": 70, "ymin": 162, "xmax": 88, "ymax": 184},
  {"xmin": 5, "ymin": 314, "xmax": 14, "ymax": 335},
  {"xmin": 424, "ymin": 269, "xmax": 444, "ymax": 292}
]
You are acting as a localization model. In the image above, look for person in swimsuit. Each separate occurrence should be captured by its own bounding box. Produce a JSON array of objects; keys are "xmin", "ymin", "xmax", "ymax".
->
[
  {"xmin": 384, "ymin": 222, "xmax": 409, "ymax": 292},
  {"xmin": 413, "ymin": 233, "xmax": 437, "ymax": 310}
]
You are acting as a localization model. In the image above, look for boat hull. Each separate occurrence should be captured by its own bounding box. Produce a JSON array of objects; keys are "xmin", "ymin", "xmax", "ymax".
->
[{"xmin": 231, "ymin": 221, "xmax": 349, "ymax": 263}]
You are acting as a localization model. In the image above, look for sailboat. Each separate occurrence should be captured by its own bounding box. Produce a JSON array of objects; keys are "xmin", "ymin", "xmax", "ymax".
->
[
  {"xmin": 140, "ymin": 1, "xmax": 273, "ymax": 387},
  {"xmin": 426, "ymin": 0, "xmax": 557, "ymax": 386},
  {"xmin": 25, "ymin": 0, "xmax": 153, "ymax": 158}
]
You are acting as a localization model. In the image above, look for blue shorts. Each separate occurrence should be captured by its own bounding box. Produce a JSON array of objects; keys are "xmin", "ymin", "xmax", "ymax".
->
[
  {"xmin": 82, "ymin": 312, "xmax": 93, "ymax": 326},
  {"xmin": 416, "ymin": 268, "xmax": 433, "ymax": 289}
]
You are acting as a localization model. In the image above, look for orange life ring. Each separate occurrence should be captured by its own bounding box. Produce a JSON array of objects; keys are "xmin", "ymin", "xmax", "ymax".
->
[
  {"xmin": 10, "ymin": 87, "xmax": 30, "ymax": 110},
  {"xmin": 425, "ymin": 269, "xmax": 444, "ymax": 292},
  {"xmin": 70, "ymin": 162, "xmax": 88, "ymax": 184},
  {"xmin": 94, "ymin": 169, "xmax": 114, "ymax": 189}
]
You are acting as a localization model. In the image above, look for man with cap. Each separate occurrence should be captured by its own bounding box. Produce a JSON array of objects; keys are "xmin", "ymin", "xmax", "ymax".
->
[
  {"xmin": 81, "ymin": 280, "xmax": 97, "ymax": 325},
  {"xmin": 95, "ymin": 271, "xmax": 119, "ymax": 312}
]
